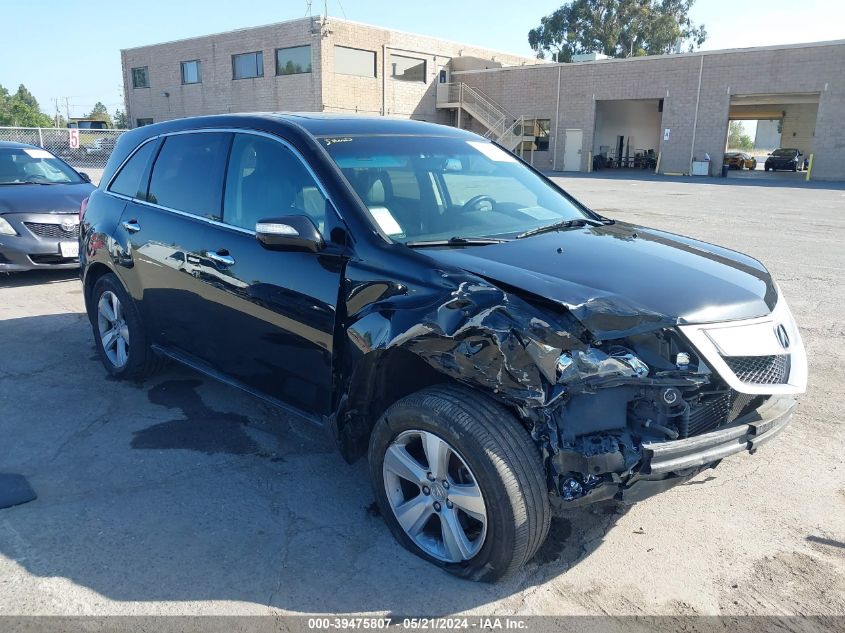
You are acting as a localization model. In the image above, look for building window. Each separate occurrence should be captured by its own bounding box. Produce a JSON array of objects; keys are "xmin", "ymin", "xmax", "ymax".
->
[
  {"xmin": 390, "ymin": 54, "xmax": 426, "ymax": 82},
  {"xmin": 335, "ymin": 45, "xmax": 376, "ymax": 78},
  {"xmin": 136, "ymin": 118, "xmax": 154, "ymax": 127},
  {"xmin": 276, "ymin": 45, "xmax": 312, "ymax": 75},
  {"xmin": 131, "ymin": 67, "xmax": 149, "ymax": 89},
  {"xmin": 534, "ymin": 119, "xmax": 551, "ymax": 151},
  {"xmin": 232, "ymin": 51, "xmax": 264, "ymax": 80},
  {"xmin": 181, "ymin": 60, "xmax": 201, "ymax": 84}
]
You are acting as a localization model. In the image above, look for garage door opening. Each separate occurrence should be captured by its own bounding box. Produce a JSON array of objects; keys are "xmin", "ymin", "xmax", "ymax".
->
[
  {"xmin": 725, "ymin": 93, "xmax": 820, "ymax": 179},
  {"xmin": 592, "ymin": 99, "xmax": 663, "ymax": 171}
]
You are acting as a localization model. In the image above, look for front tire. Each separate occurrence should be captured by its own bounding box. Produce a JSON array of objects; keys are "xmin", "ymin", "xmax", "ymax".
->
[
  {"xmin": 368, "ymin": 385, "xmax": 551, "ymax": 582},
  {"xmin": 89, "ymin": 273, "xmax": 162, "ymax": 379}
]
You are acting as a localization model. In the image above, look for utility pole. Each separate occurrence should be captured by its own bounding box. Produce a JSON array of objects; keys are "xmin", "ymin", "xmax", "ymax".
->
[{"xmin": 65, "ymin": 97, "xmax": 71, "ymax": 123}]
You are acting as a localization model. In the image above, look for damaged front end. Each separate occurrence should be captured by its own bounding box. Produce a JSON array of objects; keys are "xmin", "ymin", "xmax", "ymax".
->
[
  {"xmin": 338, "ymin": 258, "xmax": 804, "ymax": 511},
  {"xmin": 541, "ymin": 321, "xmax": 802, "ymax": 508}
]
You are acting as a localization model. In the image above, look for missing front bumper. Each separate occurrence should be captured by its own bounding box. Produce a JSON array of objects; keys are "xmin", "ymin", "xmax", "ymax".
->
[
  {"xmin": 641, "ymin": 396, "xmax": 795, "ymax": 475},
  {"xmin": 549, "ymin": 396, "xmax": 796, "ymax": 509}
]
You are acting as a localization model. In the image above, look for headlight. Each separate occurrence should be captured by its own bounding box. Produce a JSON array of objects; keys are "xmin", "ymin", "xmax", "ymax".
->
[
  {"xmin": 557, "ymin": 347, "xmax": 649, "ymax": 383},
  {"xmin": 0, "ymin": 217, "xmax": 17, "ymax": 236}
]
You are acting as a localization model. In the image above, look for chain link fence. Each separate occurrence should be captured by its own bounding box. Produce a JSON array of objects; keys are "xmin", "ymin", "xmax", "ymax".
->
[{"xmin": 0, "ymin": 127, "xmax": 128, "ymax": 185}]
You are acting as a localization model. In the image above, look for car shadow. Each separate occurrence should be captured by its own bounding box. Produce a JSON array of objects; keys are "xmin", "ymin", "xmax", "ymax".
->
[
  {"xmin": 0, "ymin": 268, "xmax": 80, "ymax": 288},
  {"xmin": 0, "ymin": 312, "xmax": 623, "ymax": 614}
]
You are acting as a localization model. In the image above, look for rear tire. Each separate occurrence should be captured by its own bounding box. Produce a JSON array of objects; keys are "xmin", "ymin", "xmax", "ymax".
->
[
  {"xmin": 368, "ymin": 384, "xmax": 551, "ymax": 582},
  {"xmin": 89, "ymin": 273, "xmax": 163, "ymax": 379}
]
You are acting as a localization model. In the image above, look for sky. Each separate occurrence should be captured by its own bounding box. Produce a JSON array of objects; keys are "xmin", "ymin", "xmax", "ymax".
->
[{"xmin": 1, "ymin": 0, "xmax": 843, "ymax": 119}]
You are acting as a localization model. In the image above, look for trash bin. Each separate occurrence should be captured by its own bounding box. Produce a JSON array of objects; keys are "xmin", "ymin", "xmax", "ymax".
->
[{"xmin": 721, "ymin": 164, "xmax": 729, "ymax": 178}]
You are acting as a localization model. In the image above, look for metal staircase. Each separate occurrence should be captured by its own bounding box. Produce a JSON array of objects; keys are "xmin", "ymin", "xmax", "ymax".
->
[{"xmin": 436, "ymin": 82, "xmax": 533, "ymax": 152}]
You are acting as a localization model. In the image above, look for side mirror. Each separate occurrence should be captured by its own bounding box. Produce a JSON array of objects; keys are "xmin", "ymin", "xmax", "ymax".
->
[
  {"xmin": 255, "ymin": 215, "xmax": 325, "ymax": 253},
  {"xmin": 79, "ymin": 172, "xmax": 92, "ymax": 183}
]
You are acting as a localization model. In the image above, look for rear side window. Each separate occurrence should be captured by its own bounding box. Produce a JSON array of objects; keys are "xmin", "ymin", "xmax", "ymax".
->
[
  {"xmin": 148, "ymin": 133, "xmax": 230, "ymax": 218},
  {"xmin": 108, "ymin": 140, "xmax": 157, "ymax": 199}
]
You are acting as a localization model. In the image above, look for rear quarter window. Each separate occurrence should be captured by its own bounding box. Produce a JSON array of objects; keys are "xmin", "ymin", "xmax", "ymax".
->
[{"xmin": 108, "ymin": 140, "xmax": 158, "ymax": 199}]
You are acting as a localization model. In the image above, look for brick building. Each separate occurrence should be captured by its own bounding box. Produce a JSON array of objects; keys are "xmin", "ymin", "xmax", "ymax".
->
[
  {"xmin": 121, "ymin": 16, "xmax": 536, "ymax": 126},
  {"xmin": 122, "ymin": 19, "xmax": 845, "ymax": 180}
]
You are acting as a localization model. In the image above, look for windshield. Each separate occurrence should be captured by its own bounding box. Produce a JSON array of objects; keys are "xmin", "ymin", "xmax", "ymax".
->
[
  {"xmin": 772, "ymin": 149, "xmax": 798, "ymax": 158},
  {"xmin": 321, "ymin": 135, "xmax": 591, "ymax": 243},
  {"xmin": 0, "ymin": 148, "xmax": 83, "ymax": 185}
]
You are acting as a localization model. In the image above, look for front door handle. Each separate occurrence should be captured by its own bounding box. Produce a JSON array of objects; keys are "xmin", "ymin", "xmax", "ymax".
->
[
  {"xmin": 204, "ymin": 250, "xmax": 235, "ymax": 267},
  {"xmin": 122, "ymin": 219, "xmax": 141, "ymax": 233}
]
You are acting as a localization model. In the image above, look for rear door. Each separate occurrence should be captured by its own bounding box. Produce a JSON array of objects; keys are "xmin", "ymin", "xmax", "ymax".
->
[
  {"xmin": 117, "ymin": 131, "xmax": 231, "ymax": 358},
  {"xmin": 191, "ymin": 131, "xmax": 346, "ymax": 416}
]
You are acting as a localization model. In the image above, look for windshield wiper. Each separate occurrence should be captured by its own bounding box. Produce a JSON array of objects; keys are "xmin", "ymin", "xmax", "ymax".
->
[
  {"xmin": 0, "ymin": 180, "xmax": 58, "ymax": 186},
  {"xmin": 516, "ymin": 217, "xmax": 602, "ymax": 239},
  {"xmin": 404, "ymin": 236, "xmax": 509, "ymax": 248}
]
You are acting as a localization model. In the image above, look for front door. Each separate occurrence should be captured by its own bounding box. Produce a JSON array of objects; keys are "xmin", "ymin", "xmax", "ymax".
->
[
  {"xmin": 563, "ymin": 129, "xmax": 583, "ymax": 172},
  {"xmin": 194, "ymin": 132, "xmax": 345, "ymax": 416}
]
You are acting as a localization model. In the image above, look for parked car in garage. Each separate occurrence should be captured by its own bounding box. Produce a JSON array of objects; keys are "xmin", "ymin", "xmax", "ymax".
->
[
  {"xmin": 765, "ymin": 148, "xmax": 803, "ymax": 172},
  {"xmin": 0, "ymin": 142, "xmax": 95, "ymax": 272},
  {"xmin": 80, "ymin": 114, "xmax": 807, "ymax": 581},
  {"xmin": 724, "ymin": 152, "xmax": 757, "ymax": 170}
]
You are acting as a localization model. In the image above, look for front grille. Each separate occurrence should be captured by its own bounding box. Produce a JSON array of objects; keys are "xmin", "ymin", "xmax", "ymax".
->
[
  {"xmin": 24, "ymin": 221, "xmax": 79, "ymax": 239},
  {"xmin": 28, "ymin": 254, "xmax": 77, "ymax": 265},
  {"xmin": 724, "ymin": 355, "xmax": 790, "ymax": 385}
]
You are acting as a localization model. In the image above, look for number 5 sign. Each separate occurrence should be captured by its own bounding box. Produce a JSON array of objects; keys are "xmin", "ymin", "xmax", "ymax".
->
[{"xmin": 69, "ymin": 128, "xmax": 80, "ymax": 149}]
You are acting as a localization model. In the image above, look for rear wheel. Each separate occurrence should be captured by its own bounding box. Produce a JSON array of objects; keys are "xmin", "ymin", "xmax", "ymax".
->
[
  {"xmin": 368, "ymin": 385, "xmax": 551, "ymax": 582},
  {"xmin": 89, "ymin": 273, "xmax": 162, "ymax": 379}
]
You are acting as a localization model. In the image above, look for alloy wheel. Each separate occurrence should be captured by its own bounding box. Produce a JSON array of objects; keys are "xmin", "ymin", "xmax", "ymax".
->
[
  {"xmin": 97, "ymin": 290, "xmax": 130, "ymax": 368},
  {"xmin": 382, "ymin": 429, "xmax": 488, "ymax": 563}
]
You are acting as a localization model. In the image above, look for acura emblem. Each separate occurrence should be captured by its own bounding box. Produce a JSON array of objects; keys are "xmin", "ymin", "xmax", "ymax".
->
[
  {"xmin": 775, "ymin": 324, "xmax": 790, "ymax": 350},
  {"xmin": 61, "ymin": 218, "xmax": 78, "ymax": 232}
]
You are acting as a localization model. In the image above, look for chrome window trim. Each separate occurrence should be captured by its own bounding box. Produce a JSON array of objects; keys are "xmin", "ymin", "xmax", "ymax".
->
[
  {"xmin": 103, "ymin": 127, "xmax": 343, "ymax": 236},
  {"xmin": 678, "ymin": 293, "xmax": 808, "ymax": 396}
]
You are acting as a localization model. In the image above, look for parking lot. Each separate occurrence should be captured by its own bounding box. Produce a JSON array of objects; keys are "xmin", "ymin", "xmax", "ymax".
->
[{"xmin": 0, "ymin": 174, "xmax": 843, "ymax": 618}]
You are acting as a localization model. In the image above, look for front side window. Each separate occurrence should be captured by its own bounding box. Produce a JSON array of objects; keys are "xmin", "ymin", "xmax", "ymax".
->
[
  {"xmin": 148, "ymin": 133, "xmax": 230, "ymax": 218},
  {"xmin": 132, "ymin": 66, "xmax": 149, "ymax": 88},
  {"xmin": 322, "ymin": 135, "xmax": 588, "ymax": 243},
  {"xmin": 335, "ymin": 46, "xmax": 376, "ymax": 77},
  {"xmin": 223, "ymin": 134, "xmax": 327, "ymax": 233},
  {"xmin": 276, "ymin": 45, "xmax": 311, "ymax": 75},
  {"xmin": 0, "ymin": 147, "xmax": 83, "ymax": 185},
  {"xmin": 181, "ymin": 60, "xmax": 201, "ymax": 84},
  {"xmin": 108, "ymin": 140, "xmax": 158, "ymax": 198},
  {"xmin": 232, "ymin": 51, "xmax": 264, "ymax": 79},
  {"xmin": 390, "ymin": 54, "xmax": 426, "ymax": 82}
]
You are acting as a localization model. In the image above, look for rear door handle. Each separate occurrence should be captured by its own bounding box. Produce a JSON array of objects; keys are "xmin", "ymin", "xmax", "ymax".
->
[
  {"xmin": 122, "ymin": 220, "xmax": 141, "ymax": 233},
  {"xmin": 204, "ymin": 250, "xmax": 235, "ymax": 267}
]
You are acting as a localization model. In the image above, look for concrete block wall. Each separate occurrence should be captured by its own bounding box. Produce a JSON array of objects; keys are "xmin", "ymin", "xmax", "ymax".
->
[
  {"xmin": 455, "ymin": 40, "xmax": 845, "ymax": 180},
  {"xmin": 122, "ymin": 16, "xmax": 536, "ymax": 127},
  {"xmin": 122, "ymin": 19, "xmax": 322, "ymax": 125}
]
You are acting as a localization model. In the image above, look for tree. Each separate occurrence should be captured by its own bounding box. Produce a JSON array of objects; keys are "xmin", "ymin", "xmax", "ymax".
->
[
  {"xmin": 113, "ymin": 108, "xmax": 129, "ymax": 129},
  {"xmin": 528, "ymin": 0, "xmax": 707, "ymax": 62},
  {"xmin": 85, "ymin": 101, "xmax": 113, "ymax": 126},
  {"xmin": 727, "ymin": 121, "xmax": 753, "ymax": 151},
  {"xmin": 14, "ymin": 84, "xmax": 39, "ymax": 109},
  {"xmin": 0, "ymin": 82, "xmax": 53, "ymax": 127}
]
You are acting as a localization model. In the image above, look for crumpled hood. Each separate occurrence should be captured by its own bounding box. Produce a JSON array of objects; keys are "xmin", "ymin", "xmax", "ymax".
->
[
  {"xmin": 421, "ymin": 222, "xmax": 777, "ymax": 339},
  {"xmin": 0, "ymin": 182, "xmax": 95, "ymax": 215}
]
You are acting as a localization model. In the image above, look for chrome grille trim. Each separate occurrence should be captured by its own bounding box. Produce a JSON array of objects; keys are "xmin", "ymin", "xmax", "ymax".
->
[
  {"xmin": 678, "ymin": 294, "xmax": 807, "ymax": 395},
  {"xmin": 24, "ymin": 222, "xmax": 80, "ymax": 239}
]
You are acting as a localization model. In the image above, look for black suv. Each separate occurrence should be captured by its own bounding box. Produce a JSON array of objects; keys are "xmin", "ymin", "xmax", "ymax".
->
[
  {"xmin": 764, "ymin": 148, "xmax": 804, "ymax": 172},
  {"xmin": 80, "ymin": 114, "xmax": 807, "ymax": 581}
]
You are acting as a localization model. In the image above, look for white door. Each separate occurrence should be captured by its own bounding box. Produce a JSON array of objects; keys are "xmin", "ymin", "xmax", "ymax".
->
[{"xmin": 563, "ymin": 129, "xmax": 583, "ymax": 171}]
